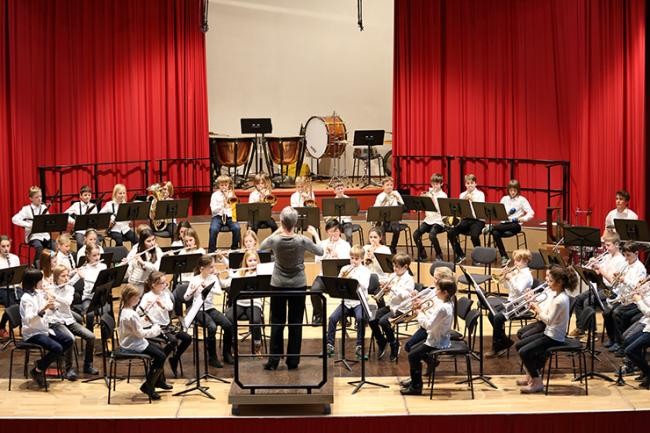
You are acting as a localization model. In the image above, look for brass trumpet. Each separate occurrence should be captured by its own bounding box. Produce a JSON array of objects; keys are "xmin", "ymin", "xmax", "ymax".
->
[
  {"xmin": 363, "ymin": 245, "xmax": 377, "ymax": 266},
  {"xmin": 372, "ymin": 274, "xmax": 397, "ymax": 302},
  {"xmin": 584, "ymin": 251, "xmax": 609, "ymax": 270},
  {"xmin": 502, "ymin": 282, "xmax": 549, "ymax": 320},
  {"xmin": 389, "ymin": 288, "xmax": 437, "ymax": 325},
  {"xmin": 303, "ymin": 180, "xmax": 316, "ymax": 207}
]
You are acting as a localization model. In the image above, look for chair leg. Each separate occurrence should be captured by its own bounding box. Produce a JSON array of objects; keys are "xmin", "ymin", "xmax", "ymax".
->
[
  {"xmin": 582, "ymin": 352, "xmax": 589, "ymax": 395},
  {"xmin": 466, "ymin": 353, "xmax": 475, "ymax": 399},
  {"xmin": 544, "ymin": 353, "xmax": 552, "ymax": 395},
  {"xmin": 107, "ymin": 360, "xmax": 113, "ymax": 404},
  {"xmin": 429, "ymin": 358, "xmax": 437, "ymax": 400},
  {"xmin": 8, "ymin": 350, "xmax": 15, "ymax": 390}
]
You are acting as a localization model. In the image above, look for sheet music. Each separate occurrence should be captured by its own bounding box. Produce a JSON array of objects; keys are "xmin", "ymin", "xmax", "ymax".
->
[{"xmin": 256, "ymin": 262, "xmax": 274, "ymax": 276}]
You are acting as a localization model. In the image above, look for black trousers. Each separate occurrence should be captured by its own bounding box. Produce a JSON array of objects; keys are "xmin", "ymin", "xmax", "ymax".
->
[
  {"xmin": 517, "ymin": 333, "xmax": 563, "ymax": 378},
  {"xmin": 448, "ymin": 218, "xmax": 484, "ymax": 257},
  {"xmin": 407, "ymin": 341, "xmax": 436, "ymax": 389},
  {"xmin": 491, "ymin": 221, "xmax": 521, "ymax": 258},
  {"xmin": 413, "ymin": 222, "xmax": 445, "ymax": 258},
  {"xmin": 268, "ymin": 286, "xmax": 306, "ymax": 367},
  {"xmin": 226, "ymin": 304, "xmax": 264, "ymax": 343},
  {"xmin": 195, "ymin": 308, "xmax": 233, "ymax": 360}
]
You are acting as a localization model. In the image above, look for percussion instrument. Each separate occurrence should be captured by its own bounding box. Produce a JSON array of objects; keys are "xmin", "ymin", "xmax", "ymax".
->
[
  {"xmin": 304, "ymin": 114, "xmax": 347, "ymax": 159},
  {"xmin": 267, "ymin": 136, "xmax": 301, "ymax": 165},
  {"xmin": 211, "ymin": 137, "xmax": 253, "ymax": 167}
]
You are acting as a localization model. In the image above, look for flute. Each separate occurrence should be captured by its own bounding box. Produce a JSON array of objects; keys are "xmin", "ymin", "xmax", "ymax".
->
[{"xmin": 118, "ymin": 245, "xmax": 157, "ymax": 267}]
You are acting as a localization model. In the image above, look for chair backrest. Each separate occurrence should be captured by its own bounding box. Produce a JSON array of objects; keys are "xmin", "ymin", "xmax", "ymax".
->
[
  {"xmin": 104, "ymin": 246, "xmax": 128, "ymax": 264},
  {"xmin": 470, "ymin": 247, "xmax": 497, "ymax": 265},
  {"xmin": 430, "ymin": 261, "xmax": 455, "ymax": 276},
  {"xmin": 578, "ymin": 306, "xmax": 596, "ymax": 333},
  {"xmin": 529, "ymin": 252, "xmax": 546, "ymax": 270},
  {"xmin": 100, "ymin": 312, "xmax": 117, "ymax": 352},
  {"xmin": 414, "ymin": 283, "xmax": 426, "ymax": 292},
  {"xmin": 455, "ymin": 296, "xmax": 474, "ymax": 322},
  {"xmin": 5, "ymin": 304, "xmax": 21, "ymax": 330},
  {"xmin": 463, "ymin": 309, "xmax": 481, "ymax": 349}
]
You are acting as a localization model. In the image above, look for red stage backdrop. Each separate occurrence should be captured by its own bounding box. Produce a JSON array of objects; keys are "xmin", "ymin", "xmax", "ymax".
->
[
  {"xmin": 0, "ymin": 0, "xmax": 208, "ymax": 244},
  {"xmin": 393, "ymin": 0, "xmax": 646, "ymax": 227}
]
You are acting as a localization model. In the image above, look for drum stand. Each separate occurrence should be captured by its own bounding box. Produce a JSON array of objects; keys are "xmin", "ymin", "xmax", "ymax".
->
[
  {"xmin": 243, "ymin": 134, "xmax": 274, "ymax": 188},
  {"xmin": 328, "ymin": 149, "xmax": 350, "ymax": 188}
]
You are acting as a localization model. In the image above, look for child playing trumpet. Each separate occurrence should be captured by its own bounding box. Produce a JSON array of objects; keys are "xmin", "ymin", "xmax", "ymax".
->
[{"xmin": 208, "ymin": 175, "xmax": 241, "ymax": 253}]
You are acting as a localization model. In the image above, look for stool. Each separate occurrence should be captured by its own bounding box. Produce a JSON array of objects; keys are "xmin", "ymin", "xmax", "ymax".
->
[
  {"xmin": 352, "ymin": 148, "xmax": 384, "ymax": 181},
  {"xmin": 398, "ymin": 224, "xmax": 415, "ymax": 257}
]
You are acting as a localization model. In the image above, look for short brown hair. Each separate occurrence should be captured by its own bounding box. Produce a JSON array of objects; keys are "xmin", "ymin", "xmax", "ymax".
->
[
  {"xmin": 464, "ymin": 174, "xmax": 477, "ymax": 183},
  {"xmin": 430, "ymin": 173, "xmax": 443, "ymax": 184},
  {"xmin": 381, "ymin": 177, "xmax": 394, "ymax": 185},
  {"xmin": 79, "ymin": 185, "xmax": 92, "ymax": 195},
  {"xmin": 392, "ymin": 252, "xmax": 412, "ymax": 268},
  {"xmin": 507, "ymin": 179, "xmax": 520, "ymax": 194},
  {"xmin": 437, "ymin": 278, "xmax": 457, "ymax": 299},
  {"xmin": 512, "ymin": 249, "xmax": 532, "ymax": 263}
]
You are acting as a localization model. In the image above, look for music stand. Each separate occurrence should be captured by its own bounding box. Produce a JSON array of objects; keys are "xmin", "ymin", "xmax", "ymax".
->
[
  {"xmin": 294, "ymin": 206, "xmax": 321, "ymax": 233},
  {"xmin": 154, "ymin": 199, "xmax": 190, "ymax": 236},
  {"xmin": 563, "ymin": 226, "xmax": 601, "ymax": 265},
  {"xmin": 366, "ymin": 206, "xmax": 403, "ymax": 229},
  {"xmin": 31, "ymin": 213, "xmax": 69, "ymax": 236},
  {"xmin": 348, "ymin": 286, "xmax": 387, "ymax": 394},
  {"xmin": 614, "ymin": 219, "xmax": 650, "ymax": 242},
  {"xmin": 457, "ymin": 264, "xmax": 498, "ymax": 389},
  {"xmin": 236, "ymin": 202, "xmax": 272, "ymax": 233},
  {"xmin": 353, "ymin": 130, "xmax": 385, "ymax": 188},
  {"xmin": 0, "ymin": 265, "xmax": 27, "ymax": 307},
  {"xmin": 322, "ymin": 198, "xmax": 359, "ymax": 226},
  {"xmin": 159, "ymin": 253, "xmax": 202, "ymax": 290},
  {"xmin": 437, "ymin": 198, "xmax": 474, "ymax": 222},
  {"xmin": 228, "ymin": 251, "xmax": 272, "ymax": 269},
  {"xmin": 73, "ymin": 213, "xmax": 111, "ymax": 234},
  {"xmin": 115, "ymin": 201, "xmax": 151, "ymax": 229},
  {"xmin": 473, "ymin": 201, "xmax": 508, "ymax": 244},
  {"xmin": 321, "ymin": 259, "xmax": 351, "ymax": 277},
  {"xmin": 374, "ymin": 253, "xmax": 394, "ymax": 273},
  {"xmin": 403, "ymin": 195, "xmax": 437, "ymax": 284},
  {"xmin": 241, "ymin": 118, "xmax": 273, "ymax": 185},
  {"xmin": 539, "ymin": 249, "xmax": 566, "ymax": 268},
  {"xmin": 319, "ymin": 276, "xmax": 359, "ymax": 371}
]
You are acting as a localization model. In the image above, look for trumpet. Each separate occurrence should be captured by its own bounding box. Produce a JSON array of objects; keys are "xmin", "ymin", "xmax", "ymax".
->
[
  {"xmin": 389, "ymin": 288, "xmax": 438, "ymax": 325},
  {"xmin": 363, "ymin": 245, "xmax": 377, "ymax": 266},
  {"xmin": 222, "ymin": 188, "xmax": 239, "ymax": 224},
  {"xmin": 372, "ymin": 274, "xmax": 397, "ymax": 302},
  {"xmin": 492, "ymin": 260, "xmax": 518, "ymax": 285},
  {"xmin": 614, "ymin": 275, "xmax": 650, "ymax": 305},
  {"xmin": 339, "ymin": 265, "xmax": 356, "ymax": 279},
  {"xmin": 302, "ymin": 181, "xmax": 315, "ymax": 207},
  {"xmin": 502, "ymin": 282, "xmax": 549, "ymax": 320},
  {"xmin": 584, "ymin": 251, "xmax": 609, "ymax": 270}
]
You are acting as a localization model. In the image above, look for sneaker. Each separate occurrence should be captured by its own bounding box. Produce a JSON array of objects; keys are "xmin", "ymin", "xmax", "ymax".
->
[
  {"xmin": 377, "ymin": 341, "xmax": 388, "ymax": 360},
  {"xmin": 520, "ymin": 378, "xmax": 544, "ymax": 394},
  {"xmin": 389, "ymin": 342, "xmax": 401, "ymax": 362},
  {"xmin": 607, "ymin": 343, "xmax": 621, "ymax": 352},
  {"xmin": 83, "ymin": 364, "xmax": 99, "ymax": 375},
  {"xmin": 399, "ymin": 378, "xmax": 412, "ymax": 387},
  {"xmin": 482, "ymin": 225, "xmax": 493, "ymax": 235},
  {"xmin": 30, "ymin": 368, "xmax": 46, "ymax": 388},
  {"xmin": 63, "ymin": 368, "xmax": 78, "ymax": 381},
  {"xmin": 515, "ymin": 376, "xmax": 531, "ymax": 386},
  {"xmin": 568, "ymin": 328, "xmax": 584, "ymax": 337},
  {"xmin": 312, "ymin": 315, "xmax": 322, "ymax": 326},
  {"xmin": 326, "ymin": 343, "xmax": 335, "ymax": 358},
  {"xmin": 485, "ymin": 348, "xmax": 507, "ymax": 358},
  {"xmin": 355, "ymin": 345, "xmax": 368, "ymax": 361}
]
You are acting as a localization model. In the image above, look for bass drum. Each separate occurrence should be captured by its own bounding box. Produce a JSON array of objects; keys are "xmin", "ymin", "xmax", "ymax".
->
[
  {"xmin": 304, "ymin": 115, "xmax": 347, "ymax": 159},
  {"xmin": 383, "ymin": 150, "xmax": 392, "ymax": 176}
]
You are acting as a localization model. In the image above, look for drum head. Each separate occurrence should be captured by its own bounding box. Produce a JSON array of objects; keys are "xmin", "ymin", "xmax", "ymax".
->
[{"xmin": 305, "ymin": 117, "xmax": 328, "ymax": 159}]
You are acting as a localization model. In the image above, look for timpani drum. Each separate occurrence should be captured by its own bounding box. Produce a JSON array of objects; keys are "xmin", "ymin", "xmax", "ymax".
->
[
  {"xmin": 267, "ymin": 136, "xmax": 301, "ymax": 165},
  {"xmin": 304, "ymin": 114, "xmax": 347, "ymax": 159},
  {"xmin": 211, "ymin": 137, "xmax": 253, "ymax": 167}
]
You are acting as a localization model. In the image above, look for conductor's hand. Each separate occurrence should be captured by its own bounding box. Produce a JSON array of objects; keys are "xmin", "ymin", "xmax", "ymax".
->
[{"xmin": 307, "ymin": 225, "xmax": 320, "ymax": 240}]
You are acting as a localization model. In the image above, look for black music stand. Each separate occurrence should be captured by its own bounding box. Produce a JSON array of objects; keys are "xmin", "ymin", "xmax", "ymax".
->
[
  {"xmin": 321, "ymin": 259, "xmax": 351, "ymax": 277},
  {"xmin": 614, "ymin": 219, "xmax": 650, "ymax": 243},
  {"xmin": 403, "ymin": 195, "xmax": 437, "ymax": 284},
  {"xmin": 159, "ymin": 253, "xmax": 202, "ymax": 290},
  {"xmin": 236, "ymin": 202, "xmax": 272, "ymax": 233},
  {"xmin": 366, "ymin": 206, "xmax": 403, "ymax": 229},
  {"xmin": 320, "ymin": 276, "xmax": 359, "ymax": 371},
  {"xmin": 115, "ymin": 201, "xmax": 151, "ymax": 230},
  {"xmin": 294, "ymin": 206, "xmax": 321, "ymax": 233},
  {"xmin": 174, "ymin": 282, "xmax": 229, "ymax": 400},
  {"xmin": 241, "ymin": 118, "xmax": 273, "ymax": 185},
  {"xmin": 31, "ymin": 213, "xmax": 69, "ymax": 236},
  {"xmin": 153, "ymin": 199, "xmax": 190, "ymax": 236},
  {"xmin": 322, "ymin": 197, "xmax": 359, "ymax": 226},
  {"xmin": 228, "ymin": 251, "xmax": 272, "ymax": 269},
  {"xmin": 539, "ymin": 249, "xmax": 566, "ymax": 268},
  {"xmin": 374, "ymin": 252, "xmax": 395, "ymax": 273},
  {"xmin": 353, "ymin": 130, "xmax": 385, "ymax": 188},
  {"xmin": 563, "ymin": 226, "xmax": 601, "ymax": 265},
  {"xmin": 457, "ymin": 264, "xmax": 498, "ymax": 389},
  {"xmin": 348, "ymin": 286, "xmax": 387, "ymax": 394},
  {"xmin": 437, "ymin": 198, "xmax": 474, "ymax": 223},
  {"xmin": 0, "ymin": 265, "xmax": 27, "ymax": 307},
  {"xmin": 73, "ymin": 213, "xmax": 111, "ymax": 234},
  {"xmin": 229, "ymin": 275, "xmax": 272, "ymax": 372}
]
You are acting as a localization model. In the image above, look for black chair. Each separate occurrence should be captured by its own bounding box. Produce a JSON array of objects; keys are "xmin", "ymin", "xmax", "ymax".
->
[
  {"xmin": 104, "ymin": 246, "xmax": 129, "ymax": 265},
  {"xmin": 352, "ymin": 147, "xmax": 385, "ymax": 180},
  {"xmin": 457, "ymin": 247, "xmax": 497, "ymax": 296},
  {"xmin": 429, "ymin": 261, "xmax": 456, "ymax": 276},
  {"xmin": 451, "ymin": 296, "xmax": 474, "ymax": 341},
  {"xmin": 350, "ymin": 223, "xmax": 365, "ymax": 246},
  {"xmin": 426, "ymin": 308, "xmax": 480, "ymax": 400},
  {"xmin": 6, "ymin": 305, "xmax": 63, "ymax": 391},
  {"xmin": 529, "ymin": 251, "xmax": 546, "ymax": 279},
  {"xmin": 102, "ymin": 313, "xmax": 153, "ymax": 404}
]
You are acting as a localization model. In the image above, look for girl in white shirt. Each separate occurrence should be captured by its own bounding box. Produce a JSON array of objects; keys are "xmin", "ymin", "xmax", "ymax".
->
[
  {"xmin": 183, "ymin": 255, "xmax": 234, "ymax": 367},
  {"xmin": 490, "ymin": 179, "xmax": 535, "ymax": 264},
  {"xmin": 177, "ymin": 228, "xmax": 206, "ymax": 282},
  {"xmin": 373, "ymin": 177, "xmax": 404, "ymax": 254},
  {"xmin": 363, "ymin": 227, "xmax": 392, "ymax": 276},
  {"xmin": 118, "ymin": 284, "xmax": 171, "ymax": 400},
  {"xmin": 516, "ymin": 265, "xmax": 575, "ymax": 393},
  {"xmin": 79, "ymin": 244, "xmax": 108, "ymax": 333},
  {"xmin": 99, "ymin": 183, "xmax": 138, "ymax": 247},
  {"xmin": 127, "ymin": 228, "xmax": 162, "ymax": 293},
  {"xmin": 170, "ymin": 220, "xmax": 192, "ymax": 248},
  {"xmin": 248, "ymin": 173, "xmax": 279, "ymax": 233},
  {"xmin": 75, "ymin": 229, "xmax": 105, "ymax": 266},
  {"xmin": 0, "ymin": 235, "xmax": 21, "ymax": 337},
  {"xmin": 20, "ymin": 268, "xmax": 73, "ymax": 388}
]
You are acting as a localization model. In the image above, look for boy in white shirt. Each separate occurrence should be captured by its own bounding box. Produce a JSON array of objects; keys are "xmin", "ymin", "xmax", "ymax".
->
[
  {"xmin": 208, "ymin": 175, "xmax": 241, "ymax": 253},
  {"xmin": 0, "ymin": 235, "xmax": 21, "ymax": 338},
  {"xmin": 373, "ymin": 177, "xmax": 404, "ymax": 254},
  {"xmin": 11, "ymin": 186, "xmax": 52, "ymax": 261},
  {"xmin": 64, "ymin": 185, "xmax": 103, "ymax": 248},
  {"xmin": 604, "ymin": 189, "xmax": 638, "ymax": 236},
  {"xmin": 290, "ymin": 176, "xmax": 315, "ymax": 208},
  {"xmin": 447, "ymin": 174, "xmax": 486, "ymax": 263},
  {"xmin": 413, "ymin": 173, "xmax": 448, "ymax": 261},
  {"xmin": 332, "ymin": 181, "xmax": 356, "ymax": 245}
]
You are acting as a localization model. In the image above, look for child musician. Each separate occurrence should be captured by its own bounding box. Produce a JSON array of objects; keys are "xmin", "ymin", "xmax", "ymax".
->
[
  {"xmin": 326, "ymin": 245, "xmax": 371, "ymax": 360},
  {"xmin": 118, "ymin": 284, "xmax": 172, "ymax": 400},
  {"xmin": 369, "ymin": 253, "xmax": 415, "ymax": 361},
  {"xmin": 12, "ymin": 186, "xmax": 52, "ymax": 260},
  {"xmin": 332, "ymin": 181, "xmax": 354, "ymax": 245},
  {"xmin": 515, "ymin": 265, "xmax": 574, "ymax": 393},
  {"xmin": 248, "ymin": 173, "xmax": 278, "ymax": 233},
  {"xmin": 64, "ymin": 185, "xmax": 102, "ymax": 248},
  {"xmin": 363, "ymin": 227, "xmax": 392, "ymax": 276},
  {"xmin": 413, "ymin": 173, "xmax": 448, "ymax": 261},
  {"xmin": 570, "ymin": 232, "xmax": 626, "ymax": 337},
  {"xmin": 222, "ymin": 250, "xmax": 265, "ymax": 355},
  {"xmin": 75, "ymin": 229, "xmax": 105, "ymax": 265},
  {"xmin": 46, "ymin": 265, "xmax": 98, "ymax": 378},
  {"xmin": 311, "ymin": 219, "xmax": 352, "ymax": 325},
  {"xmin": 0, "ymin": 236, "xmax": 21, "ymax": 338},
  {"xmin": 604, "ymin": 189, "xmax": 638, "ymax": 235},
  {"xmin": 374, "ymin": 177, "xmax": 404, "ymax": 254},
  {"xmin": 177, "ymin": 228, "xmax": 206, "ymax": 283},
  {"xmin": 184, "ymin": 254, "xmax": 234, "ymax": 367},
  {"xmin": 39, "ymin": 249, "xmax": 58, "ymax": 285},
  {"xmin": 54, "ymin": 233, "xmax": 76, "ymax": 272},
  {"xmin": 290, "ymin": 176, "xmax": 315, "ymax": 207},
  {"xmin": 208, "ymin": 175, "xmax": 241, "ymax": 253},
  {"xmin": 171, "ymin": 220, "xmax": 192, "ymax": 248},
  {"xmin": 79, "ymin": 243, "xmax": 108, "ymax": 333},
  {"xmin": 447, "ymin": 174, "xmax": 486, "ymax": 263},
  {"xmin": 141, "ymin": 272, "xmax": 192, "ymax": 378},
  {"xmin": 127, "ymin": 228, "xmax": 163, "ymax": 293},
  {"xmin": 400, "ymin": 278, "xmax": 456, "ymax": 395},
  {"xmin": 623, "ymin": 288, "xmax": 650, "ymax": 389},
  {"xmin": 20, "ymin": 268, "xmax": 74, "ymax": 388},
  {"xmin": 100, "ymin": 184, "xmax": 138, "ymax": 246},
  {"xmin": 485, "ymin": 249, "xmax": 534, "ymax": 357},
  {"xmin": 489, "ymin": 180, "xmax": 535, "ymax": 265}
]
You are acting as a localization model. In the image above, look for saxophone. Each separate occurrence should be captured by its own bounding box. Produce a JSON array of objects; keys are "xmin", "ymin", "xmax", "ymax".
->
[{"xmin": 149, "ymin": 181, "xmax": 174, "ymax": 232}]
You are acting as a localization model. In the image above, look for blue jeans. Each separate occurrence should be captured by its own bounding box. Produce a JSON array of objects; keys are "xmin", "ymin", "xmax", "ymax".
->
[
  {"xmin": 624, "ymin": 331, "xmax": 650, "ymax": 377},
  {"xmin": 327, "ymin": 304, "xmax": 365, "ymax": 347},
  {"xmin": 26, "ymin": 327, "xmax": 74, "ymax": 371},
  {"xmin": 405, "ymin": 328, "xmax": 427, "ymax": 352},
  {"xmin": 208, "ymin": 216, "xmax": 241, "ymax": 252}
]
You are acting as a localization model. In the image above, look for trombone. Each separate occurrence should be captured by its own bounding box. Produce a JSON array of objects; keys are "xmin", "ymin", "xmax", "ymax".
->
[
  {"xmin": 389, "ymin": 288, "xmax": 437, "ymax": 325},
  {"xmin": 502, "ymin": 282, "xmax": 548, "ymax": 320}
]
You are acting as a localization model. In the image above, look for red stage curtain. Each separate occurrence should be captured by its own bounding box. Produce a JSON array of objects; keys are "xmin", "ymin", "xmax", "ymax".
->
[
  {"xmin": 0, "ymin": 0, "xmax": 208, "ymax": 244},
  {"xmin": 394, "ymin": 0, "xmax": 646, "ymax": 226}
]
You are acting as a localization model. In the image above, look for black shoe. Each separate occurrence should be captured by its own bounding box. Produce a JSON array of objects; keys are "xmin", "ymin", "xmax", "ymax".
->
[
  {"xmin": 169, "ymin": 357, "xmax": 179, "ymax": 378},
  {"xmin": 155, "ymin": 381, "xmax": 174, "ymax": 390},
  {"xmin": 399, "ymin": 378, "xmax": 412, "ymax": 388},
  {"xmin": 208, "ymin": 357, "xmax": 223, "ymax": 368},
  {"xmin": 223, "ymin": 352, "xmax": 235, "ymax": 365},
  {"xmin": 417, "ymin": 251, "xmax": 428, "ymax": 261},
  {"xmin": 30, "ymin": 368, "xmax": 46, "ymax": 388},
  {"xmin": 390, "ymin": 343, "xmax": 401, "ymax": 362},
  {"xmin": 139, "ymin": 383, "xmax": 161, "ymax": 400},
  {"xmin": 639, "ymin": 378, "xmax": 650, "ymax": 390},
  {"xmin": 400, "ymin": 385, "xmax": 423, "ymax": 395},
  {"xmin": 63, "ymin": 368, "xmax": 78, "ymax": 381},
  {"xmin": 263, "ymin": 361, "xmax": 278, "ymax": 371},
  {"xmin": 83, "ymin": 365, "xmax": 99, "ymax": 375},
  {"xmin": 377, "ymin": 341, "xmax": 388, "ymax": 360},
  {"xmin": 312, "ymin": 315, "xmax": 322, "ymax": 326},
  {"xmin": 287, "ymin": 364, "xmax": 299, "ymax": 370}
]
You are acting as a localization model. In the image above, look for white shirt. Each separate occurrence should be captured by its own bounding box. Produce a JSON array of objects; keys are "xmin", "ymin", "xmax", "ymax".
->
[
  {"xmin": 605, "ymin": 208, "xmax": 638, "ymax": 231},
  {"xmin": 374, "ymin": 191, "xmax": 404, "ymax": 207},
  {"xmin": 75, "ymin": 245, "xmax": 105, "ymax": 266},
  {"xmin": 185, "ymin": 274, "xmax": 222, "ymax": 311},
  {"xmin": 12, "ymin": 204, "xmax": 51, "ymax": 242},
  {"xmin": 118, "ymin": 308, "xmax": 161, "ymax": 352},
  {"xmin": 417, "ymin": 300, "xmax": 454, "ymax": 349},
  {"xmin": 316, "ymin": 238, "xmax": 351, "ymax": 264},
  {"xmin": 45, "ymin": 283, "xmax": 76, "ymax": 326},
  {"xmin": 506, "ymin": 267, "xmax": 534, "ymax": 302},
  {"xmin": 617, "ymin": 259, "xmax": 647, "ymax": 296},
  {"xmin": 636, "ymin": 294, "xmax": 650, "ymax": 332},
  {"xmin": 139, "ymin": 290, "xmax": 174, "ymax": 327},
  {"xmin": 363, "ymin": 244, "xmax": 391, "ymax": 276},
  {"xmin": 65, "ymin": 201, "xmax": 99, "ymax": 234},
  {"xmin": 499, "ymin": 195, "xmax": 534, "ymax": 223},
  {"xmin": 99, "ymin": 200, "xmax": 131, "ymax": 234},
  {"xmin": 600, "ymin": 253, "xmax": 627, "ymax": 288},
  {"xmin": 127, "ymin": 247, "xmax": 163, "ymax": 287},
  {"xmin": 422, "ymin": 189, "xmax": 447, "ymax": 225},
  {"xmin": 382, "ymin": 272, "xmax": 415, "ymax": 313},
  {"xmin": 81, "ymin": 261, "xmax": 108, "ymax": 301},
  {"xmin": 339, "ymin": 264, "xmax": 371, "ymax": 309},
  {"xmin": 20, "ymin": 291, "xmax": 52, "ymax": 340},
  {"xmin": 249, "ymin": 189, "xmax": 263, "ymax": 204},
  {"xmin": 56, "ymin": 251, "xmax": 77, "ymax": 271},
  {"xmin": 540, "ymin": 291, "xmax": 570, "ymax": 342},
  {"xmin": 459, "ymin": 189, "xmax": 485, "ymax": 219},
  {"xmin": 290, "ymin": 190, "xmax": 315, "ymax": 208},
  {"xmin": 210, "ymin": 190, "xmax": 232, "ymax": 217}
]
